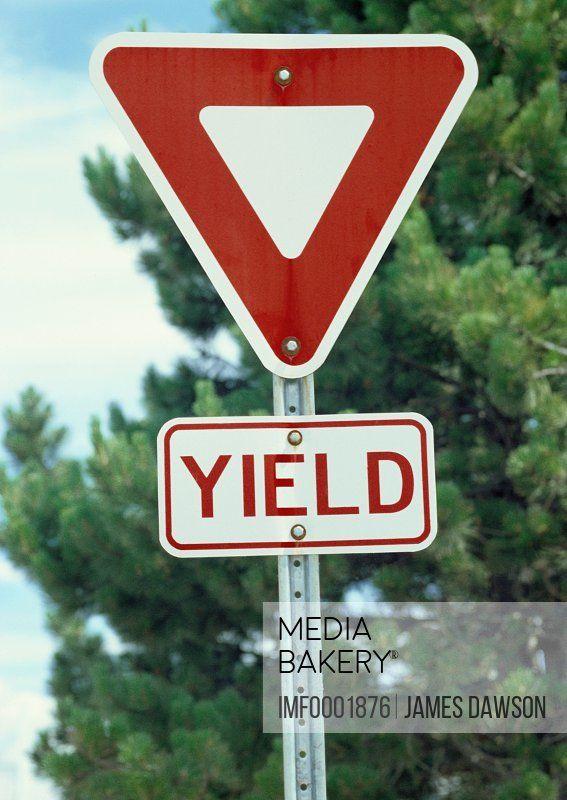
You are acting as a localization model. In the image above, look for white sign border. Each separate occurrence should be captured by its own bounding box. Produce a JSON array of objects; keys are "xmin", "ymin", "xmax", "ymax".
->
[
  {"xmin": 90, "ymin": 33, "xmax": 478, "ymax": 378},
  {"xmin": 157, "ymin": 412, "xmax": 437, "ymax": 558}
]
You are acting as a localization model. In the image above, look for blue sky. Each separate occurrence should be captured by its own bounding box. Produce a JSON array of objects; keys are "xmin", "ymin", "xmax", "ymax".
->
[
  {"xmin": 4, "ymin": 1, "xmax": 217, "ymax": 71},
  {"xmin": 0, "ymin": 3, "xmax": 217, "ymax": 798}
]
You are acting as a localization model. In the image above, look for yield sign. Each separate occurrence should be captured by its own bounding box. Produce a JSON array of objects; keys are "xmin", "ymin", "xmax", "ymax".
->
[{"xmin": 90, "ymin": 34, "xmax": 477, "ymax": 377}]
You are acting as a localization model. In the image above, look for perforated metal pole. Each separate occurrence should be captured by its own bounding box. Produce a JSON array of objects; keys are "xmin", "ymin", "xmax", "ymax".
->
[{"xmin": 274, "ymin": 374, "xmax": 327, "ymax": 800}]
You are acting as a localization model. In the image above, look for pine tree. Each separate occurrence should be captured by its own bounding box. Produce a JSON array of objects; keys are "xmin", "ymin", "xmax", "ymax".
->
[{"xmin": 1, "ymin": 1, "xmax": 565, "ymax": 798}]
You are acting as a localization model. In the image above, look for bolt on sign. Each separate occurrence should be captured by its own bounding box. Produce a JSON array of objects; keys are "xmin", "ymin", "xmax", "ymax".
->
[
  {"xmin": 90, "ymin": 33, "xmax": 478, "ymax": 379},
  {"xmin": 157, "ymin": 414, "xmax": 436, "ymax": 558}
]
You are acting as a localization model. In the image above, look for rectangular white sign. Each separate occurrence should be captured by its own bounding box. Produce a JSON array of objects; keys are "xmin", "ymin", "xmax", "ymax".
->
[{"xmin": 157, "ymin": 413, "xmax": 436, "ymax": 558}]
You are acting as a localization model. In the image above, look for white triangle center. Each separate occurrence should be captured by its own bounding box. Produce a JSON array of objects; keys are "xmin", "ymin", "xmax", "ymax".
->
[{"xmin": 199, "ymin": 105, "xmax": 374, "ymax": 259}]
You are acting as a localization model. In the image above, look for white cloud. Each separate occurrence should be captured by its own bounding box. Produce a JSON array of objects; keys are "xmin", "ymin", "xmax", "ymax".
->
[
  {"xmin": 0, "ymin": 679, "xmax": 57, "ymax": 800},
  {"xmin": 0, "ymin": 558, "xmax": 24, "ymax": 586},
  {"xmin": 0, "ymin": 633, "xmax": 54, "ymax": 667},
  {"xmin": 0, "ymin": 43, "xmax": 189, "ymax": 455}
]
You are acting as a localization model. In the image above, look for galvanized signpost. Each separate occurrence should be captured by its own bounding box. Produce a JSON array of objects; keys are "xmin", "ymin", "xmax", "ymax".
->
[
  {"xmin": 276, "ymin": 375, "xmax": 326, "ymax": 800},
  {"xmin": 91, "ymin": 32, "xmax": 477, "ymax": 800}
]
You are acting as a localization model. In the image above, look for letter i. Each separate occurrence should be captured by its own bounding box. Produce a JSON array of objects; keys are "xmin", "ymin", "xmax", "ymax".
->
[{"xmin": 242, "ymin": 455, "xmax": 256, "ymax": 517}]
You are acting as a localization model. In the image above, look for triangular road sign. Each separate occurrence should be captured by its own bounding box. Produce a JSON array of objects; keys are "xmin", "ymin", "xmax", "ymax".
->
[{"xmin": 90, "ymin": 34, "xmax": 477, "ymax": 378}]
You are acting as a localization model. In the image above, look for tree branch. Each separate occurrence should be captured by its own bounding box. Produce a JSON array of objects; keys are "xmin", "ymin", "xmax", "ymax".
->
[{"xmin": 533, "ymin": 367, "xmax": 567, "ymax": 379}]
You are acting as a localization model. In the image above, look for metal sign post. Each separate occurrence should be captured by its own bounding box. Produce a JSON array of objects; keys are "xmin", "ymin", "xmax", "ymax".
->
[{"xmin": 274, "ymin": 374, "xmax": 327, "ymax": 800}]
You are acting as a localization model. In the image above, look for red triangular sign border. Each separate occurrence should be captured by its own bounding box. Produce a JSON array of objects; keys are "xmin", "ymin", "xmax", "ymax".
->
[{"xmin": 90, "ymin": 34, "xmax": 477, "ymax": 378}]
